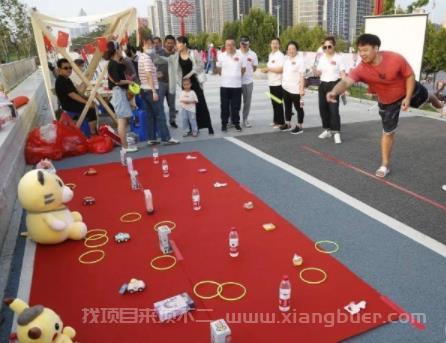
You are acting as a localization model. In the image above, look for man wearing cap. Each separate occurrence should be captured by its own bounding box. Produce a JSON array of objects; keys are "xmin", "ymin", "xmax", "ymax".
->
[{"xmin": 238, "ymin": 36, "xmax": 258, "ymax": 128}]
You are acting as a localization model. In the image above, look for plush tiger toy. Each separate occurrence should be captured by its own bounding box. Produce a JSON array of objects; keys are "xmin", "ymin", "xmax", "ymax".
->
[{"xmin": 17, "ymin": 169, "xmax": 87, "ymax": 244}]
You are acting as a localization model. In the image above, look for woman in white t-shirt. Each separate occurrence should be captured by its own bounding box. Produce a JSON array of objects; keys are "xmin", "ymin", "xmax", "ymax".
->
[
  {"xmin": 281, "ymin": 41, "xmax": 305, "ymax": 135},
  {"xmin": 261, "ymin": 38, "xmax": 285, "ymax": 128},
  {"xmin": 313, "ymin": 36, "xmax": 346, "ymax": 144}
]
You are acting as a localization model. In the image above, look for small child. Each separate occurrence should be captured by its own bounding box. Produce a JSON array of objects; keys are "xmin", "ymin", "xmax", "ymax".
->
[{"xmin": 179, "ymin": 78, "xmax": 199, "ymax": 137}]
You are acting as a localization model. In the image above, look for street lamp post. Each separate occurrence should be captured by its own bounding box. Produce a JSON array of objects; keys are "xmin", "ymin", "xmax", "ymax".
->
[{"xmin": 275, "ymin": 5, "xmax": 280, "ymax": 37}]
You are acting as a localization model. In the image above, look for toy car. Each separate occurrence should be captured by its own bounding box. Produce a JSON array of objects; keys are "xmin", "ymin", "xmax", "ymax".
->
[
  {"xmin": 114, "ymin": 232, "xmax": 130, "ymax": 243},
  {"xmin": 126, "ymin": 278, "xmax": 146, "ymax": 293}
]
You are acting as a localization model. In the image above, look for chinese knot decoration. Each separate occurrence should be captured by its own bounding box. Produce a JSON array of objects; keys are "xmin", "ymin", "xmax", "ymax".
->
[{"xmin": 168, "ymin": 0, "xmax": 194, "ymax": 36}]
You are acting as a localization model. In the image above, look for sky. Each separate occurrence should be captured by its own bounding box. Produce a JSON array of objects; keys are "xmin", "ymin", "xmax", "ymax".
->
[{"xmin": 22, "ymin": 0, "xmax": 446, "ymax": 24}]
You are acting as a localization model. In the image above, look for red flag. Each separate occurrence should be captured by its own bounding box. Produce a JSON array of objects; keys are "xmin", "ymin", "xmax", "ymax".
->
[
  {"xmin": 56, "ymin": 31, "xmax": 69, "ymax": 48},
  {"xmin": 374, "ymin": 0, "xmax": 384, "ymax": 15}
]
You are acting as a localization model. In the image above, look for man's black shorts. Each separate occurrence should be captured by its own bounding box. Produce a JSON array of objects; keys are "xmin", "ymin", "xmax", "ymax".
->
[{"xmin": 378, "ymin": 82, "xmax": 428, "ymax": 133}]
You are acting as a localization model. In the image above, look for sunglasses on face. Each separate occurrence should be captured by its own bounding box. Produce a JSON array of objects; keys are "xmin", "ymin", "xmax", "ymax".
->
[{"xmin": 323, "ymin": 45, "xmax": 333, "ymax": 50}]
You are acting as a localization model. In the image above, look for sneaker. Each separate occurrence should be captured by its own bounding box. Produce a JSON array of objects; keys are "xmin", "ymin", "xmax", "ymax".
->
[
  {"xmin": 182, "ymin": 131, "xmax": 192, "ymax": 137},
  {"xmin": 279, "ymin": 124, "xmax": 291, "ymax": 131},
  {"xmin": 209, "ymin": 127, "xmax": 214, "ymax": 135},
  {"xmin": 442, "ymin": 185, "xmax": 446, "ymax": 192},
  {"xmin": 192, "ymin": 132, "xmax": 199, "ymax": 137},
  {"xmin": 318, "ymin": 130, "xmax": 332, "ymax": 139},
  {"xmin": 228, "ymin": 123, "xmax": 235, "ymax": 128},
  {"xmin": 235, "ymin": 124, "xmax": 242, "ymax": 132},
  {"xmin": 147, "ymin": 140, "xmax": 160, "ymax": 145},
  {"xmin": 170, "ymin": 121, "xmax": 178, "ymax": 128},
  {"xmin": 333, "ymin": 133, "xmax": 342, "ymax": 144},
  {"xmin": 221, "ymin": 125, "xmax": 227, "ymax": 132},
  {"xmin": 273, "ymin": 124, "xmax": 281, "ymax": 129},
  {"xmin": 162, "ymin": 138, "xmax": 180, "ymax": 145},
  {"xmin": 243, "ymin": 121, "xmax": 252, "ymax": 128},
  {"xmin": 290, "ymin": 126, "xmax": 303, "ymax": 135},
  {"xmin": 122, "ymin": 146, "xmax": 138, "ymax": 153}
]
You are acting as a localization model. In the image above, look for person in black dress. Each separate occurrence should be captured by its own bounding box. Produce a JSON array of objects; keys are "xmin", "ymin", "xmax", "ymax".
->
[{"xmin": 168, "ymin": 36, "xmax": 214, "ymax": 134}]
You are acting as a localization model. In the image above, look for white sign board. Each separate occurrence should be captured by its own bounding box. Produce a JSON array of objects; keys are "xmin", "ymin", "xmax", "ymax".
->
[{"xmin": 365, "ymin": 14, "xmax": 428, "ymax": 81}]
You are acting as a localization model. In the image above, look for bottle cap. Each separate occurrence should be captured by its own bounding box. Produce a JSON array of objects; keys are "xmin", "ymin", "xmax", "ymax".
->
[{"xmin": 283, "ymin": 275, "xmax": 289, "ymax": 280}]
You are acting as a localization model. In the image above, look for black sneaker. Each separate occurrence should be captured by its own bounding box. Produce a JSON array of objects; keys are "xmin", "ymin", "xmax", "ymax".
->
[
  {"xmin": 291, "ymin": 126, "xmax": 303, "ymax": 135},
  {"xmin": 234, "ymin": 124, "xmax": 242, "ymax": 132},
  {"xmin": 221, "ymin": 125, "xmax": 227, "ymax": 132},
  {"xmin": 209, "ymin": 127, "xmax": 214, "ymax": 135},
  {"xmin": 279, "ymin": 124, "xmax": 291, "ymax": 131},
  {"xmin": 170, "ymin": 121, "xmax": 178, "ymax": 128}
]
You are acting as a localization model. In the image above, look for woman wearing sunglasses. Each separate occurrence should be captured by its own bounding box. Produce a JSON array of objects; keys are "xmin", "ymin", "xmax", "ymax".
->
[{"xmin": 313, "ymin": 36, "xmax": 346, "ymax": 144}]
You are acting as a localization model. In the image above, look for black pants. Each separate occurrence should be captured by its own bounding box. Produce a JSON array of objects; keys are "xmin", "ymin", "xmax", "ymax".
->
[
  {"xmin": 318, "ymin": 80, "xmax": 341, "ymax": 132},
  {"xmin": 283, "ymin": 89, "xmax": 304, "ymax": 124},
  {"xmin": 220, "ymin": 87, "xmax": 242, "ymax": 125},
  {"xmin": 269, "ymin": 85, "xmax": 285, "ymax": 125}
]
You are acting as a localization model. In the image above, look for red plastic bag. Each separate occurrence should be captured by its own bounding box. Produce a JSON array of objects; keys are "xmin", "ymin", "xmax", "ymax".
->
[
  {"xmin": 58, "ymin": 113, "xmax": 88, "ymax": 157},
  {"xmin": 98, "ymin": 124, "xmax": 121, "ymax": 145},
  {"xmin": 87, "ymin": 135, "xmax": 114, "ymax": 154},
  {"xmin": 25, "ymin": 123, "xmax": 63, "ymax": 164}
]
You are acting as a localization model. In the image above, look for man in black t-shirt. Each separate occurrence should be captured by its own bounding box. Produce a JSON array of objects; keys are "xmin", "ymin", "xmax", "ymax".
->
[{"xmin": 55, "ymin": 58, "xmax": 97, "ymax": 134}]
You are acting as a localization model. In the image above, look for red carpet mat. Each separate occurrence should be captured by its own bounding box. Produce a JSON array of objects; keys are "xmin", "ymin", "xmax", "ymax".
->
[{"xmin": 29, "ymin": 152, "xmax": 396, "ymax": 342}]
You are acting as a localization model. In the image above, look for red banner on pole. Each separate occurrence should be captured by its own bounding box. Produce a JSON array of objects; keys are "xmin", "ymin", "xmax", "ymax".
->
[{"xmin": 374, "ymin": 0, "xmax": 384, "ymax": 15}]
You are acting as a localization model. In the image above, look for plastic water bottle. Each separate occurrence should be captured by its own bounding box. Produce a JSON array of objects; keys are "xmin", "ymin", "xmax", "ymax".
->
[
  {"xmin": 279, "ymin": 275, "xmax": 291, "ymax": 312},
  {"xmin": 126, "ymin": 157, "xmax": 134, "ymax": 174},
  {"xmin": 161, "ymin": 159, "xmax": 169, "ymax": 177},
  {"xmin": 152, "ymin": 147, "xmax": 159, "ymax": 164},
  {"xmin": 120, "ymin": 149, "xmax": 126, "ymax": 166},
  {"xmin": 229, "ymin": 228, "xmax": 239, "ymax": 257},
  {"xmin": 192, "ymin": 187, "xmax": 201, "ymax": 211},
  {"xmin": 130, "ymin": 170, "xmax": 140, "ymax": 190},
  {"xmin": 300, "ymin": 98, "xmax": 304, "ymax": 108},
  {"xmin": 144, "ymin": 189, "xmax": 154, "ymax": 214}
]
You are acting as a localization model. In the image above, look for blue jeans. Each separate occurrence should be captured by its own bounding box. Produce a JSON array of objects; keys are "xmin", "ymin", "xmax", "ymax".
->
[
  {"xmin": 206, "ymin": 60, "xmax": 214, "ymax": 74},
  {"xmin": 158, "ymin": 81, "xmax": 177, "ymax": 123},
  {"xmin": 181, "ymin": 108, "xmax": 198, "ymax": 134},
  {"xmin": 141, "ymin": 89, "xmax": 171, "ymax": 141}
]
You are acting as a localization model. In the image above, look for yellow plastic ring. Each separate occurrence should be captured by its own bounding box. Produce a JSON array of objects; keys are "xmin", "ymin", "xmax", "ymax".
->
[
  {"xmin": 78, "ymin": 249, "xmax": 105, "ymax": 264},
  {"xmin": 153, "ymin": 221, "xmax": 176, "ymax": 232},
  {"xmin": 315, "ymin": 240, "xmax": 339, "ymax": 254},
  {"xmin": 299, "ymin": 267, "xmax": 328, "ymax": 285},
  {"xmin": 85, "ymin": 229, "xmax": 108, "ymax": 240},
  {"xmin": 65, "ymin": 183, "xmax": 76, "ymax": 190},
  {"xmin": 150, "ymin": 255, "xmax": 177, "ymax": 271},
  {"xmin": 120, "ymin": 212, "xmax": 142, "ymax": 223},
  {"xmin": 217, "ymin": 282, "xmax": 247, "ymax": 302},
  {"xmin": 193, "ymin": 280, "xmax": 221, "ymax": 300},
  {"xmin": 84, "ymin": 234, "xmax": 109, "ymax": 248}
]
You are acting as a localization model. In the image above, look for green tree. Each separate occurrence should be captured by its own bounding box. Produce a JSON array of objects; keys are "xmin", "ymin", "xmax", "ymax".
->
[
  {"xmin": 207, "ymin": 32, "xmax": 223, "ymax": 48},
  {"xmin": 280, "ymin": 24, "xmax": 326, "ymax": 52},
  {"xmin": 407, "ymin": 0, "xmax": 429, "ymax": 13},
  {"xmin": 222, "ymin": 20, "xmax": 242, "ymax": 41},
  {"xmin": 240, "ymin": 8, "xmax": 276, "ymax": 60},
  {"xmin": 0, "ymin": 0, "xmax": 35, "ymax": 61},
  {"xmin": 383, "ymin": 0, "xmax": 396, "ymax": 14},
  {"xmin": 422, "ymin": 22, "xmax": 446, "ymax": 82},
  {"xmin": 71, "ymin": 25, "xmax": 108, "ymax": 51}
]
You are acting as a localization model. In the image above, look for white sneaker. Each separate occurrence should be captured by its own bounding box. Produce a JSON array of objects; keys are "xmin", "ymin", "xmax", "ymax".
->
[
  {"xmin": 122, "ymin": 146, "xmax": 138, "ymax": 153},
  {"xmin": 162, "ymin": 138, "xmax": 180, "ymax": 145},
  {"xmin": 243, "ymin": 121, "xmax": 252, "ymax": 128},
  {"xmin": 442, "ymin": 185, "xmax": 446, "ymax": 192},
  {"xmin": 334, "ymin": 133, "xmax": 342, "ymax": 144},
  {"xmin": 318, "ymin": 130, "xmax": 332, "ymax": 139}
]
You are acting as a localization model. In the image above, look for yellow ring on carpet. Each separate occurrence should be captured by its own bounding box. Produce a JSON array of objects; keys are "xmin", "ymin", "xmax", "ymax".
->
[
  {"xmin": 154, "ymin": 220, "xmax": 176, "ymax": 232},
  {"xmin": 193, "ymin": 280, "xmax": 221, "ymax": 300},
  {"xmin": 315, "ymin": 240, "xmax": 339, "ymax": 254},
  {"xmin": 85, "ymin": 229, "xmax": 108, "ymax": 240},
  {"xmin": 299, "ymin": 267, "xmax": 328, "ymax": 285},
  {"xmin": 84, "ymin": 234, "xmax": 109, "ymax": 248},
  {"xmin": 120, "ymin": 212, "xmax": 142, "ymax": 223},
  {"xmin": 150, "ymin": 255, "xmax": 177, "ymax": 271},
  {"xmin": 217, "ymin": 282, "xmax": 247, "ymax": 302},
  {"xmin": 65, "ymin": 183, "xmax": 76, "ymax": 190},
  {"xmin": 79, "ymin": 249, "xmax": 105, "ymax": 264}
]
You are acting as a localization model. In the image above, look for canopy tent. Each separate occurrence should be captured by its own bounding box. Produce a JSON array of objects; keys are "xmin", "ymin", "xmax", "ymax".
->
[{"xmin": 30, "ymin": 8, "xmax": 138, "ymax": 127}]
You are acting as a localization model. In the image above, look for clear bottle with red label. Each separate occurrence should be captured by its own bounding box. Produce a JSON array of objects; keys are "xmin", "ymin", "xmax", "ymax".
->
[
  {"xmin": 279, "ymin": 275, "xmax": 291, "ymax": 312},
  {"xmin": 229, "ymin": 228, "xmax": 239, "ymax": 257}
]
